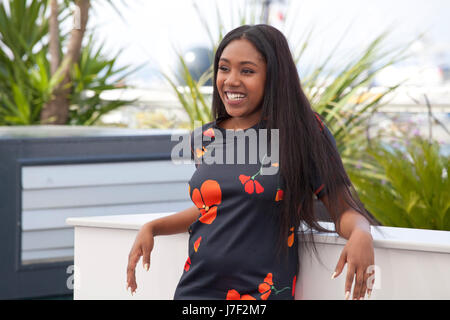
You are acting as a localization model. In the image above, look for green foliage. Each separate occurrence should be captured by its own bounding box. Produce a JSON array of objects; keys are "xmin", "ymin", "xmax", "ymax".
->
[
  {"xmin": 303, "ymin": 27, "xmax": 418, "ymax": 158},
  {"xmin": 162, "ymin": 54, "xmax": 213, "ymax": 127},
  {"xmin": 68, "ymin": 35, "xmax": 139, "ymax": 125},
  {"xmin": 349, "ymin": 136, "xmax": 450, "ymax": 230},
  {"xmin": 0, "ymin": 0, "xmax": 137, "ymax": 125},
  {"xmin": 0, "ymin": 0, "xmax": 50, "ymax": 124}
]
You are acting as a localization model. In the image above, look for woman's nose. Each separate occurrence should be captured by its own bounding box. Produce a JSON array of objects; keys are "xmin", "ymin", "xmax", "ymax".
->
[{"xmin": 224, "ymin": 71, "xmax": 241, "ymax": 86}]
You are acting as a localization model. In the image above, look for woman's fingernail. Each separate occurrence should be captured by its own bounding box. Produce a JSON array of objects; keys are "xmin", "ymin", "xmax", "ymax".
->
[
  {"xmin": 144, "ymin": 263, "xmax": 149, "ymax": 271},
  {"xmin": 345, "ymin": 291, "xmax": 350, "ymax": 300},
  {"xmin": 368, "ymin": 290, "xmax": 372, "ymax": 299},
  {"xmin": 331, "ymin": 272, "xmax": 337, "ymax": 279}
]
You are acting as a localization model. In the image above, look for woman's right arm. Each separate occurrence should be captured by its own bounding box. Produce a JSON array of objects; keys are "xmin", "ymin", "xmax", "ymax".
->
[
  {"xmin": 148, "ymin": 205, "xmax": 200, "ymax": 236},
  {"xmin": 126, "ymin": 205, "xmax": 199, "ymax": 295}
]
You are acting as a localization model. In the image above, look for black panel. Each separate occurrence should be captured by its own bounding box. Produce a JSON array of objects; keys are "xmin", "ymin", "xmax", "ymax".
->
[{"xmin": 0, "ymin": 127, "xmax": 189, "ymax": 299}]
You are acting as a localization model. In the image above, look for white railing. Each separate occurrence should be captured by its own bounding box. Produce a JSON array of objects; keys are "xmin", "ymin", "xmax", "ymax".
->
[{"xmin": 66, "ymin": 212, "xmax": 450, "ymax": 300}]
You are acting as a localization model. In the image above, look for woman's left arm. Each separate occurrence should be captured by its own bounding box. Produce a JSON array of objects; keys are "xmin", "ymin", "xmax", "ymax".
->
[{"xmin": 320, "ymin": 193, "xmax": 375, "ymax": 300}]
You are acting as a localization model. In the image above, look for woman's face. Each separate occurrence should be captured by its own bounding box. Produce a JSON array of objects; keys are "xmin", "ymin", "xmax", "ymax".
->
[{"xmin": 216, "ymin": 38, "xmax": 267, "ymax": 122}]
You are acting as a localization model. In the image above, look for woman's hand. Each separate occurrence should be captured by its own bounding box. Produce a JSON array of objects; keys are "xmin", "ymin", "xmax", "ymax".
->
[
  {"xmin": 126, "ymin": 223, "xmax": 155, "ymax": 295},
  {"xmin": 331, "ymin": 228, "xmax": 375, "ymax": 300}
]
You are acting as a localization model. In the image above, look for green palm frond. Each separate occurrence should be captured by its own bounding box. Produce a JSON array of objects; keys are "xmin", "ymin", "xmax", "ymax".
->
[
  {"xmin": 0, "ymin": 0, "xmax": 139, "ymax": 126},
  {"xmin": 69, "ymin": 35, "xmax": 140, "ymax": 125},
  {"xmin": 349, "ymin": 136, "xmax": 449, "ymax": 230}
]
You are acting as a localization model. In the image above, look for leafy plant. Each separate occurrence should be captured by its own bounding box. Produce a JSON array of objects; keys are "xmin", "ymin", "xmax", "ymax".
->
[
  {"xmin": 68, "ymin": 35, "xmax": 139, "ymax": 125},
  {"xmin": 302, "ymin": 26, "xmax": 419, "ymax": 158},
  {"xmin": 0, "ymin": 0, "xmax": 50, "ymax": 124},
  {"xmin": 0, "ymin": 0, "xmax": 137, "ymax": 126},
  {"xmin": 162, "ymin": 53, "xmax": 213, "ymax": 127},
  {"xmin": 349, "ymin": 135, "xmax": 450, "ymax": 230}
]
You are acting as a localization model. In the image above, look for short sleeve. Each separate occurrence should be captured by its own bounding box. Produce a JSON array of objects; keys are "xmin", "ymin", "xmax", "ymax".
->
[{"xmin": 311, "ymin": 118, "xmax": 338, "ymax": 199}]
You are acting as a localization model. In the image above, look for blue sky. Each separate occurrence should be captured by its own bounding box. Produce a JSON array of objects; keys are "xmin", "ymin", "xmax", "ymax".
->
[{"xmin": 91, "ymin": 0, "xmax": 450, "ymax": 87}]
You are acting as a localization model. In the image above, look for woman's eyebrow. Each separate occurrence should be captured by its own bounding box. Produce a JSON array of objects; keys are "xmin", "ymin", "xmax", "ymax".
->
[{"xmin": 219, "ymin": 57, "xmax": 258, "ymax": 67}]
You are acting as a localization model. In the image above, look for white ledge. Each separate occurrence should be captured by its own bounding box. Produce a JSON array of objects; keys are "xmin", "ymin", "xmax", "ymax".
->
[
  {"xmin": 66, "ymin": 212, "xmax": 173, "ymax": 230},
  {"xmin": 66, "ymin": 212, "xmax": 450, "ymax": 254},
  {"xmin": 66, "ymin": 212, "xmax": 450, "ymax": 299}
]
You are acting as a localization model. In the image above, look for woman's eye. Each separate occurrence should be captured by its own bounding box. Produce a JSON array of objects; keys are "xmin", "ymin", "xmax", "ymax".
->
[{"xmin": 218, "ymin": 66, "xmax": 254, "ymax": 74}]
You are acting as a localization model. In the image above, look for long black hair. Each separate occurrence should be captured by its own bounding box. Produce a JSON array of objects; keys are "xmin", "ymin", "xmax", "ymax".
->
[{"xmin": 211, "ymin": 24, "xmax": 380, "ymax": 261}]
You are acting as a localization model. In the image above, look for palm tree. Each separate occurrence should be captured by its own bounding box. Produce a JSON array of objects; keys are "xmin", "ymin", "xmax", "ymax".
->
[
  {"xmin": 40, "ymin": 0, "xmax": 90, "ymax": 124},
  {"xmin": 0, "ymin": 0, "xmax": 137, "ymax": 126}
]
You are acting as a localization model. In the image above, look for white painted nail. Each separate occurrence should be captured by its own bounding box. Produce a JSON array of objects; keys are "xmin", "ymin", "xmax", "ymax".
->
[
  {"xmin": 144, "ymin": 263, "xmax": 149, "ymax": 271},
  {"xmin": 345, "ymin": 291, "xmax": 350, "ymax": 300},
  {"xmin": 331, "ymin": 272, "xmax": 337, "ymax": 279}
]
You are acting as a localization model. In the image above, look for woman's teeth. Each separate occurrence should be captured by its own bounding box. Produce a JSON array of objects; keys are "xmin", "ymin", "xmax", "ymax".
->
[{"xmin": 226, "ymin": 92, "xmax": 246, "ymax": 101}]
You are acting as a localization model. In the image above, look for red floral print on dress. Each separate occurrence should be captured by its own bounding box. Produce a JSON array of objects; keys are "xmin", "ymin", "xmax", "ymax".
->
[
  {"xmin": 184, "ymin": 256, "xmax": 191, "ymax": 272},
  {"xmin": 238, "ymin": 154, "xmax": 272, "ymax": 195},
  {"xmin": 314, "ymin": 112, "xmax": 324, "ymax": 132},
  {"xmin": 314, "ymin": 183, "xmax": 325, "ymax": 196},
  {"xmin": 194, "ymin": 236, "xmax": 202, "ymax": 252},
  {"xmin": 258, "ymin": 273, "xmax": 273, "ymax": 300},
  {"xmin": 238, "ymin": 155, "xmax": 282, "ymax": 195},
  {"xmin": 275, "ymin": 188, "xmax": 284, "ymax": 201},
  {"xmin": 226, "ymin": 289, "xmax": 256, "ymax": 300},
  {"xmin": 203, "ymin": 128, "xmax": 215, "ymax": 138},
  {"xmin": 258, "ymin": 273, "xmax": 292, "ymax": 300},
  {"xmin": 225, "ymin": 273, "xmax": 293, "ymax": 300},
  {"xmin": 191, "ymin": 180, "xmax": 222, "ymax": 224},
  {"xmin": 184, "ymin": 237, "xmax": 202, "ymax": 273},
  {"xmin": 195, "ymin": 146, "xmax": 207, "ymax": 158},
  {"xmin": 239, "ymin": 174, "xmax": 264, "ymax": 194},
  {"xmin": 287, "ymin": 227, "xmax": 295, "ymax": 247},
  {"xmin": 292, "ymin": 275, "xmax": 297, "ymax": 297}
]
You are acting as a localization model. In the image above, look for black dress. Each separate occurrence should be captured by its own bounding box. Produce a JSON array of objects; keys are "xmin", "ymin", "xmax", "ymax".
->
[{"xmin": 173, "ymin": 114, "xmax": 335, "ymax": 300}]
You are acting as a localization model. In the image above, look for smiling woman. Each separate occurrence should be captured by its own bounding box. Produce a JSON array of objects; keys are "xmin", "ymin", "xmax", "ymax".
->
[
  {"xmin": 127, "ymin": 24, "xmax": 380, "ymax": 301},
  {"xmin": 216, "ymin": 39, "xmax": 267, "ymax": 131}
]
